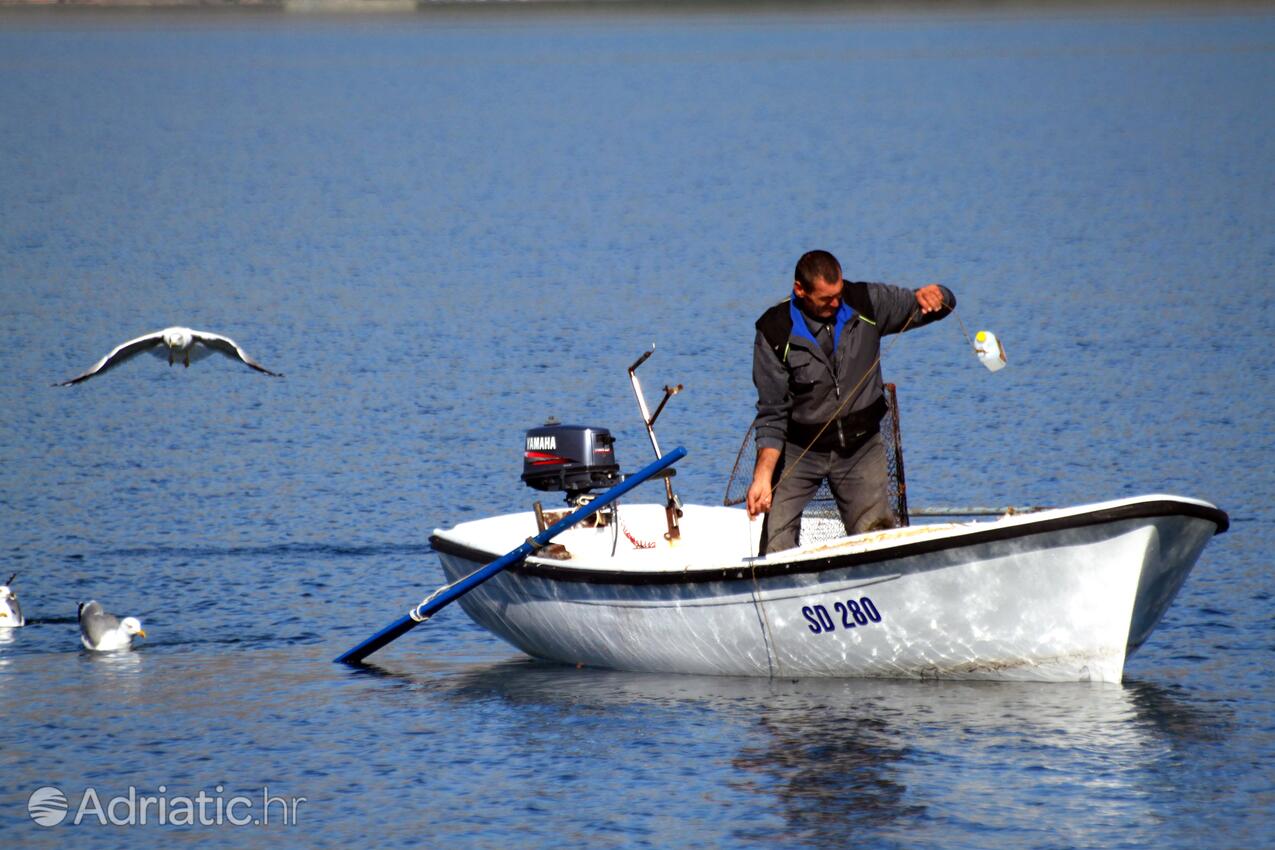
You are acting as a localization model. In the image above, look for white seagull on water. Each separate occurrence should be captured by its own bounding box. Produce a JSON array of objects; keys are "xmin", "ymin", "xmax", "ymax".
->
[
  {"xmin": 57, "ymin": 326, "xmax": 282, "ymax": 386},
  {"xmin": 0, "ymin": 574, "xmax": 23, "ymax": 628},
  {"xmin": 78, "ymin": 600, "xmax": 146, "ymax": 651}
]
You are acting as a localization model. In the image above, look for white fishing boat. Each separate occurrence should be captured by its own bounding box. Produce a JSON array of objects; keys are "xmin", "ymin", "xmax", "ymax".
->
[
  {"xmin": 329, "ymin": 347, "xmax": 1220, "ymax": 682},
  {"xmin": 431, "ymin": 493, "xmax": 1228, "ymax": 683}
]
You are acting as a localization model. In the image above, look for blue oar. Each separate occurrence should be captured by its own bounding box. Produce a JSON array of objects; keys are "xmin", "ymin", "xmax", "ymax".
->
[{"xmin": 335, "ymin": 446, "xmax": 687, "ymax": 665}]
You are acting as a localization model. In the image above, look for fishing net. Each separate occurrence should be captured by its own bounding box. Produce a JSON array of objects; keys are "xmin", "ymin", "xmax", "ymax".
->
[{"xmin": 723, "ymin": 383, "xmax": 909, "ymax": 544}]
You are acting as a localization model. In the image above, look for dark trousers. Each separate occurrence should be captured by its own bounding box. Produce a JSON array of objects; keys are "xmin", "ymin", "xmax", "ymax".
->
[{"xmin": 759, "ymin": 432, "xmax": 894, "ymax": 555}]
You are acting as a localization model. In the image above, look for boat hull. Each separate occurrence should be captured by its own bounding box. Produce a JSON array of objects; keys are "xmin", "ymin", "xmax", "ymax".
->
[{"xmin": 432, "ymin": 496, "xmax": 1226, "ymax": 682}]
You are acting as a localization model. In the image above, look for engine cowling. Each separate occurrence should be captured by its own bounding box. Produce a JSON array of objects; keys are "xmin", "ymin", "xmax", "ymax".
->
[{"xmin": 521, "ymin": 422, "xmax": 621, "ymax": 501}]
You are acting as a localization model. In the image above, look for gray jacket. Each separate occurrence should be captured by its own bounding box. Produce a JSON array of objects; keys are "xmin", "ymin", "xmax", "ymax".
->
[{"xmin": 751, "ymin": 282, "xmax": 955, "ymax": 452}]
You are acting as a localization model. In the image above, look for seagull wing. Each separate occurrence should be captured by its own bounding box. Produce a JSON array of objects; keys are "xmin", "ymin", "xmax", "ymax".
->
[
  {"xmin": 78, "ymin": 600, "xmax": 120, "ymax": 648},
  {"xmin": 192, "ymin": 331, "xmax": 283, "ymax": 377},
  {"xmin": 57, "ymin": 331, "xmax": 165, "ymax": 386}
]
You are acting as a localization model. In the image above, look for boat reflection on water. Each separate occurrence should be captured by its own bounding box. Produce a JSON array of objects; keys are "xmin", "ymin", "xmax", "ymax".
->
[
  {"xmin": 430, "ymin": 658, "xmax": 1227, "ymax": 740},
  {"xmin": 359, "ymin": 657, "xmax": 1232, "ymax": 838},
  {"xmin": 730, "ymin": 710, "xmax": 924, "ymax": 833}
]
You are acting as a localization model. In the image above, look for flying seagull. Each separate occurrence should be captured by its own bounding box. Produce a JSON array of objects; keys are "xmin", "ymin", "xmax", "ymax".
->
[
  {"xmin": 57, "ymin": 326, "xmax": 282, "ymax": 386},
  {"xmin": 78, "ymin": 600, "xmax": 146, "ymax": 651},
  {"xmin": 0, "ymin": 574, "xmax": 23, "ymax": 628}
]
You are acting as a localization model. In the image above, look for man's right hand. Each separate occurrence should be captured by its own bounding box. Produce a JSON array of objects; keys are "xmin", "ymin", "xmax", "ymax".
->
[
  {"xmin": 746, "ymin": 446, "xmax": 782, "ymax": 518},
  {"xmin": 746, "ymin": 477, "xmax": 772, "ymax": 518}
]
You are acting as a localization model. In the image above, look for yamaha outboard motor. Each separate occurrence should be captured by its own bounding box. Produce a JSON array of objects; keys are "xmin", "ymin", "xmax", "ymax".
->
[{"xmin": 522, "ymin": 420, "xmax": 621, "ymax": 505}]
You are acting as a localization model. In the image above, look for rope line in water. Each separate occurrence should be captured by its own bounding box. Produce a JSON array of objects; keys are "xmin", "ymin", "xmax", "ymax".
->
[{"xmin": 745, "ymin": 300, "xmax": 962, "ymax": 675}]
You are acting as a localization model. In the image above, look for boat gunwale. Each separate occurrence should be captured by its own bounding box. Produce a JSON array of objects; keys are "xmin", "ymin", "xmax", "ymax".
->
[{"xmin": 429, "ymin": 498, "xmax": 1229, "ymax": 587}]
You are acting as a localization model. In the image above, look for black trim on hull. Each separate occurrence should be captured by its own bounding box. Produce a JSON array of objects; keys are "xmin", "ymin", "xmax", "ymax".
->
[{"xmin": 429, "ymin": 499, "xmax": 1228, "ymax": 587}]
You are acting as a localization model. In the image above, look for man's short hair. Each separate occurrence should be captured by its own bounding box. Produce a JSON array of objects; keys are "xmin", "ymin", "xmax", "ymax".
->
[{"xmin": 795, "ymin": 250, "xmax": 842, "ymax": 290}]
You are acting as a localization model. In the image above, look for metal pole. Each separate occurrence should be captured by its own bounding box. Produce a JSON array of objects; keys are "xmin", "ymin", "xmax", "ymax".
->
[{"xmin": 627, "ymin": 347, "xmax": 682, "ymax": 541}]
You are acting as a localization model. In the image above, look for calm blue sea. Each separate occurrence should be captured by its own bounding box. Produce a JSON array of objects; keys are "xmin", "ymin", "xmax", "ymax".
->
[{"xmin": 0, "ymin": 6, "xmax": 1271, "ymax": 848}]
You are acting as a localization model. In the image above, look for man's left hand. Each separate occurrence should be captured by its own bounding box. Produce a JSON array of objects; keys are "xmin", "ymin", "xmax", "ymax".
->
[{"xmin": 915, "ymin": 284, "xmax": 945, "ymax": 314}]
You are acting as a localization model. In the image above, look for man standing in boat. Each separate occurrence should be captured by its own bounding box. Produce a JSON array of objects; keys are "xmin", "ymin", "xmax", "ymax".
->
[{"xmin": 746, "ymin": 250, "xmax": 955, "ymax": 553}]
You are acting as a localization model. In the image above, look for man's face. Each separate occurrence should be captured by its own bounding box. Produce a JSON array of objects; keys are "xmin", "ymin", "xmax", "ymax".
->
[{"xmin": 794, "ymin": 274, "xmax": 843, "ymax": 319}]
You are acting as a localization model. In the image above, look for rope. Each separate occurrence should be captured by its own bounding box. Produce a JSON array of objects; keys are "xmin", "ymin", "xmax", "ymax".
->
[
  {"xmin": 748, "ymin": 563, "xmax": 778, "ymax": 678},
  {"xmin": 758, "ymin": 297, "xmax": 963, "ymax": 501},
  {"xmin": 611, "ymin": 501, "xmax": 620, "ymax": 557},
  {"xmin": 743, "ymin": 297, "xmax": 959, "ymax": 677},
  {"xmin": 950, "ymin": 305, "xmax": 976, "ymax": 352},
  {"xmin": 743, "ymin": 301, "xmax": 944, "ymax": 677},
  {"xmin": 764, "ymin": 305, "xmax": 920, "ymax": 497},
  {"xmin": 620, "ymin": 512, "xmax": 657, "ymax": 549},
  {"xmin": 408, "ymin": 583, "xmax": 452, "ymax": 622}
]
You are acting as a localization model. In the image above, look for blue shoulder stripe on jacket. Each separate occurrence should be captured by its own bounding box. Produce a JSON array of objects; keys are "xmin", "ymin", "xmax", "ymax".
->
[{"xmin": 788, "ymin": 298, "xmax": 856, "ymax": 354}]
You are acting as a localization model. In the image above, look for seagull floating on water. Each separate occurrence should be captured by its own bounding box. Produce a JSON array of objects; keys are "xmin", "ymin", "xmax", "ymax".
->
[
  {"xmin": 0, "ymin": 574, "xmax": 23, "ymax": 628},
  {"xmin": 57, "ymin": 326, "xmax": 282, "ymax": 386},
  {"xmin": 78, "ymin": 601, "xmax": 146, "ymax": 651}
]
